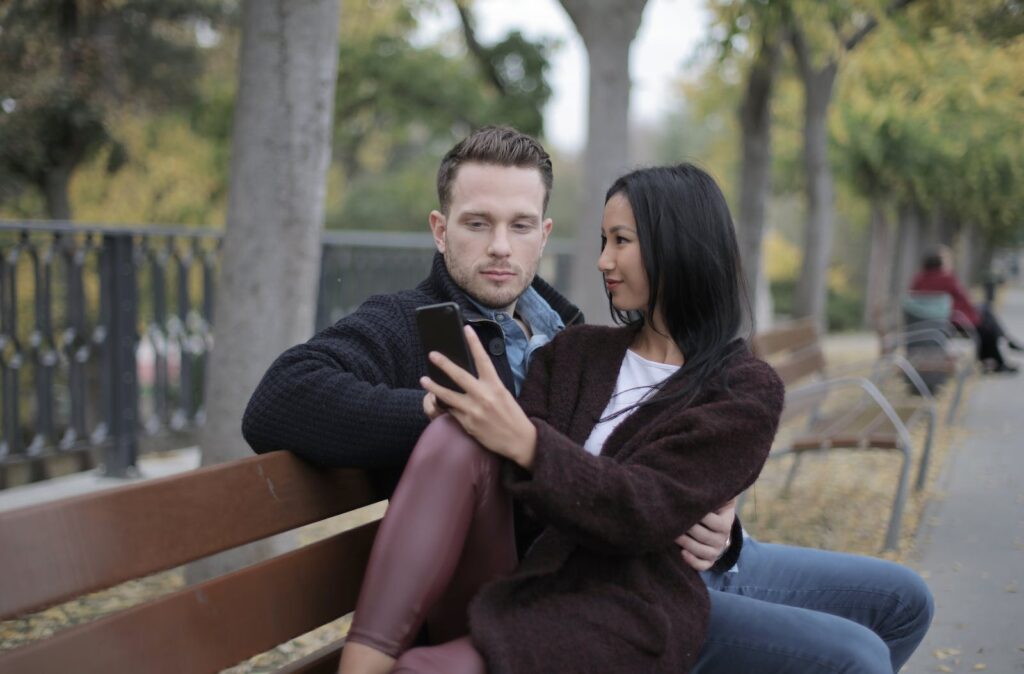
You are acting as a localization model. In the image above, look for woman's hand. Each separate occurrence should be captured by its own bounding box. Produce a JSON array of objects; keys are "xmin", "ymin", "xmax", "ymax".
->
[
  {"xmin": 676, "ymin": 497, "xmax": 737, "ymax": 571},
  {"xmin": 420, "ymin": 326, "xmax": 537, "ymax": 470}
]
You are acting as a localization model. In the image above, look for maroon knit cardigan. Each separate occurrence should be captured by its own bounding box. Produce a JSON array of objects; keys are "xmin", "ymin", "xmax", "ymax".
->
[{"xmin": 467, "ymin": 324, "xmax": 785, "ymax": 673}]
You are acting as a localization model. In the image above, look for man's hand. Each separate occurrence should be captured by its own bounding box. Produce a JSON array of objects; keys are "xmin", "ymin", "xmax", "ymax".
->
[
  {"xmin": 676, "ymin": 497, "xmax": 737, "ymax": 572},
  {"xmin": 422, "ymin": 392, "xmax": 443, "ymax": 420}
]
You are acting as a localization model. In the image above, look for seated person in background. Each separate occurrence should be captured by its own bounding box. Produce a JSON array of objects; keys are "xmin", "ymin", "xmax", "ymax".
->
[{"xmin": 910, "ymin": 245, "xmax": 1021, "ymax": 374}]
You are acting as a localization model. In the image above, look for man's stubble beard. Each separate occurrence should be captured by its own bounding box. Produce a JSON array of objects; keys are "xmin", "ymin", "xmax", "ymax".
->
[{"xmin": 443, "ymin": 245, "xmax": 539, "ymax": 311}]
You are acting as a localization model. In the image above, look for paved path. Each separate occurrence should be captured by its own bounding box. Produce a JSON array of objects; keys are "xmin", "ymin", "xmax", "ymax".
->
[{"xmin": 905, "ymin": 283, "xmax": 1024, "ymax": 674}]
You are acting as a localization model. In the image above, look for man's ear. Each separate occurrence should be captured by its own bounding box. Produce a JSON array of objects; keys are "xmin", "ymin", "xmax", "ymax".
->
[
  {"xmin": 540, "ymin": 217, "xmax": 554, "ymax": 249},
  {"xmin": 429, "ymin": 210, "xmax": 447, "ymax": 253}
]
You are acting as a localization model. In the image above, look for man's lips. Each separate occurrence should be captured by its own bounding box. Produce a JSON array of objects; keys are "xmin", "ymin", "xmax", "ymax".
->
[{"xmin": 480, "ymin": 269, "xmax": 517, "ymax": 280}]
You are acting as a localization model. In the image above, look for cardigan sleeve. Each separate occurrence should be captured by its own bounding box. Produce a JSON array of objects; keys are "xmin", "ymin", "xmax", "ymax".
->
[
  {"xmin": 506, "ymin": 357, "xmax": 784, "ymax": 556},
  {"xmin": 241, "ymin": 294, "xmax": 429, "ymax": 469}
]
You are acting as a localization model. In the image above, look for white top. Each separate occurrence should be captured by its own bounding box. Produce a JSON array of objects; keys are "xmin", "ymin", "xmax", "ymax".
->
[{"xmin": 582, "ymin": 349, "xmax": 680, "ymax": 456}]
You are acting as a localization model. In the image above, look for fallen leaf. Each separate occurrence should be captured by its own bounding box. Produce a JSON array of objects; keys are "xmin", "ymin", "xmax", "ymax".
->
[{"xmin": 972, "ymin": 664, "xmax": 987, "ymax": 671}]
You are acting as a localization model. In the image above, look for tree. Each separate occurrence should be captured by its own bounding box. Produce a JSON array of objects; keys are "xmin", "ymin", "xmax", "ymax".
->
[
  {"xmin": 559, "ymin": 0, "xmax": 649, "ymax": 325},
  {"xmin": 708, "ymin": 1, "xmax": 794, "ymax": 327},
  {"xmin": 788, "ymin": 0, "xmax": 916, "ymax": 327},
  {"xmin": 327, "ymin": 0, "xmax": 554, "ymax": 230},
  {"xmin": 834, "ymin": 2, "xmax": 1024, "ymax": 311},
  {"xmin": 0, "ymin": 0, "xmax": 229, "ymax": 219},
  {"xmin": 188, "ymin": 0, "xmax": 340, "ymax": 582}
]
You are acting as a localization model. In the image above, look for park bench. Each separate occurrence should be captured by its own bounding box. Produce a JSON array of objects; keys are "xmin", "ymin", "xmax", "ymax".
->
[
  {"xmin": 0, "ymin": 451, "xmax": 381, "ymax": 674},
  {"xmin": 874, "ymin": 292, "xmax": 977, "ymax": 424},
  {"xmin": 751, "ymin": 317, "xmax": 938, "ymax": 551}
]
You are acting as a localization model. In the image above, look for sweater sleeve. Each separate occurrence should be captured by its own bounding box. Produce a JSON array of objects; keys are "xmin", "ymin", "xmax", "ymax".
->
[
  {"xmin": 241, "ymin": 295, "xmax": 429, "ymax": 469},
  {"xmin": 507, "ymin": 357, "xmax": 784, "ymax": 555}
]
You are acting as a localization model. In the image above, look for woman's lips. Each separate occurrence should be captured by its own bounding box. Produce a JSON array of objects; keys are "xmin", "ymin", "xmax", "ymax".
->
[{"xmin": 605, "ymin": 279, "xmax": 622, "ymax": 290}]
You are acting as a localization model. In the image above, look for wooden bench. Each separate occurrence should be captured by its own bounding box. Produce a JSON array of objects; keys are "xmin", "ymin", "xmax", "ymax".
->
[
  {"xmin": 751, "ymin": 318, "xmax": 938, "ymax": 551},
  {"xmin": 874, "ymin": 295, "xmax": 977, "ymax": 424},
  {"xmin": 0, "ymin": 451, "xmax": 382, "ymax": 674}
]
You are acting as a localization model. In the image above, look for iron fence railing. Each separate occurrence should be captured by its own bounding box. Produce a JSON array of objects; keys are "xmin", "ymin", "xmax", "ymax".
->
[{"xmin": 0, "ymin": 221, "xmax": 574, "ymax": 487}]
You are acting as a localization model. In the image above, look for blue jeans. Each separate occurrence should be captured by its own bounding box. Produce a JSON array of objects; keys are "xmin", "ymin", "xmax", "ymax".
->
[{"xmin": 694, "ymin": 538, "xmax": 934, "ymax": 673}]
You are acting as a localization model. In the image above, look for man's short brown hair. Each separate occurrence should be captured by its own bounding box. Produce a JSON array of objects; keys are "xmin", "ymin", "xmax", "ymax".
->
[{"xmin": 436, "ymin": 126, "xmax": 553, "ymax": 214}]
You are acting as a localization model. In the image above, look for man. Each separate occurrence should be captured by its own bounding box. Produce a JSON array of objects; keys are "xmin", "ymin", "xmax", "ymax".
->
[{"xmin": 243, "ymin": 126, "xmax": 932, "ymax": 672}]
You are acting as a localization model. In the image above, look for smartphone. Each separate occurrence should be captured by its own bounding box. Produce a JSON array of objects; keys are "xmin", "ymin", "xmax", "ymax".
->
[{"xmin": 415, "ymin": 302, "xmax": 477, "ymax": 394}]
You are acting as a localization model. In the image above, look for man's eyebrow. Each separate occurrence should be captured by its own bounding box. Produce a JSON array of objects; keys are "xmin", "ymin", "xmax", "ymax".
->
[
  {"xmin": 458, "ymin": 210, "xmax": 493, "ymax": 220},
  {"xmin": 458, "ymin": 210, "xmax": 541, "ymax": 223},
  {"xmin": 511, "ymin": 212, "xmax": 541, "ymax": 223}
]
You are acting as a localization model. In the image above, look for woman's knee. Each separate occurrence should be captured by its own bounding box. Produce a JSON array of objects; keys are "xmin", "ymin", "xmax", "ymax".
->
[
  {"xmin": 406, "ymin": 416, "xmax": 497, "ymax": 482},
  {"xmin": 887, "ymin": 564, "xmax": 935, "ymax": 635},
  {"xmin": 826, "ymin": 621, "xmax": 892, "ymax": 673}
]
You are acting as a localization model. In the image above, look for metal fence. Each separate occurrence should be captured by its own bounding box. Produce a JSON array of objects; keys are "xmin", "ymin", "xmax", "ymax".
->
[{"xmin": 0, "ymin": 221, "xmax": 574, "ymax": 487}]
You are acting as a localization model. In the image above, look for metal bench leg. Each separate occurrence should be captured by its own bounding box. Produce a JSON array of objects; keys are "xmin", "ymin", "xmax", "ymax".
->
[
  {"xmin": 883, "ymin": 443, "xmax": 913, "ymax": 551},
  {"xmin": 915, "ymin": 407, "xmax": 937, "ymax": 491},
  {"xmin": 781, "ymin": 453, "xmax": 804, "ymax": 497},
  {"xmin": 946, "ymin": 363, "xmax": 969, "ymax": 424}
]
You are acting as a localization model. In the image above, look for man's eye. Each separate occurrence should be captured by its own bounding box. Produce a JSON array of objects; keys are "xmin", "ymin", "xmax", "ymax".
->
[
  {"xmin": 512, "ymin": 222, "xmax": 533, "ymax": 232},
  {"xmin": 467, "ymin": 221, "xmax": 486, "ymax": 229}
]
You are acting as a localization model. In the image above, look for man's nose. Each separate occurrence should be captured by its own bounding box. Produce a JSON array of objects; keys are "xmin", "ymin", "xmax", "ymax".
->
[{"xmin": 488, "ymin": 226, "xmax": 512, "ymax": 257}]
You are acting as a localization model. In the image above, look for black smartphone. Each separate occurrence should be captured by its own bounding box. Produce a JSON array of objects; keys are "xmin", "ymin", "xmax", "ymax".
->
[{"xmin": 415, "ymin": 302, "xmax": 477, "ymax": 394}]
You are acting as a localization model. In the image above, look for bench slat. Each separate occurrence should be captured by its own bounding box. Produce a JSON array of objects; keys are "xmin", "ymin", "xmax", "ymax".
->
[
  {"xmin": 752, "ymin": 318, "xmax": 818, "ymax": 358},
  {"xmin": 0, "ymin": 451, "xmax": 378, "ymax": 620},
  {"xmin": 0, "ymin": 521, "xmax": 378, "ymax": 674},
  {"xmin": 773, "ymin": 345, "xmax": 826, "ymax": 387}
]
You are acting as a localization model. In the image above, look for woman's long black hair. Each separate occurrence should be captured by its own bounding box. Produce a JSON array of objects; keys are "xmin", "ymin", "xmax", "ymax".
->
[{"xmin": 604, "ymin": 163, "xmax": 753, "ymax": 412}]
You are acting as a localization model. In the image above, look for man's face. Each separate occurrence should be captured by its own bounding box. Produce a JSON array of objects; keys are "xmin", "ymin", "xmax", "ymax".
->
[{"xmin": 429, "ymin": 163, "xmax": 552, "ymax": 311}]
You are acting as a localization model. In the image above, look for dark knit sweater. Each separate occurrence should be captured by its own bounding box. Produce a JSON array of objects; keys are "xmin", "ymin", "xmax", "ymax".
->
[
  {"xmin": 241, "ymin": 253, "xmax": 582, "ymax": 476},
  {"xmin": 468, "ymin": 325, "xmax": 785, "ymax": 673}
]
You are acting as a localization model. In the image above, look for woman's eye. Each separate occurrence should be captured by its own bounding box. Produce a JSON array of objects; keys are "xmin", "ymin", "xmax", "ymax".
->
[{"xmin": 616, "ymin": 236, "xmax": 630, "ymax": 245}]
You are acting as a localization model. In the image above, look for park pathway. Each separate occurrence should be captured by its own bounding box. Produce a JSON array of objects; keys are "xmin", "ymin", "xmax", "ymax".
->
[{"xmin": 905, "ymin": 282, "xmax": 1024, "ymax": 673}]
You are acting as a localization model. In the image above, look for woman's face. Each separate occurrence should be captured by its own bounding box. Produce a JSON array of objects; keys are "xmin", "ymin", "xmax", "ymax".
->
[{"xmin": 598, "ymin": 193, "xmax": 650, "ymax": 312}]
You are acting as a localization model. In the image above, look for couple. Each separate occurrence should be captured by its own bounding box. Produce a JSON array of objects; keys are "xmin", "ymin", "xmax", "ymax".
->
[{"xmin": 243, "ymin": 127, "xmax": 932, "ymax": 673}]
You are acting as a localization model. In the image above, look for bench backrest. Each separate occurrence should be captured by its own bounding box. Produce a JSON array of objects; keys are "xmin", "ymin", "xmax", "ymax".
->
[
  {"xmin": 752, "ymin": 317, "xmax": 827, "ymax": 421},
  {"xmin": 0, "ymin": 451, "xmax": 380, "ymax": 674}
]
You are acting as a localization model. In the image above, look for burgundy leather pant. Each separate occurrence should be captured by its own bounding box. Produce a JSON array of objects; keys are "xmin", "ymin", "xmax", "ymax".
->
[{"xmin": 346, "ymin": 415, "xmax": 517, "ymax": 673}]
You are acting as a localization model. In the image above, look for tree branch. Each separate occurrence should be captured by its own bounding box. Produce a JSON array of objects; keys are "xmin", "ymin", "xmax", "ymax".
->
[
  {"xmin": 844, "ymin": 0, "xmax": 917, "ymax": 51},
  {"xmin": 454, "ymin": 0, "xmax": 507, "ymax": 96}
]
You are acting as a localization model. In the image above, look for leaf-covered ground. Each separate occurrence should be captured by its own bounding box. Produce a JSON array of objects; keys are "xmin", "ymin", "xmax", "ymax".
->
[{"xmin": 0, "ymin": 336, "xmax": 969, "ymax": 672}]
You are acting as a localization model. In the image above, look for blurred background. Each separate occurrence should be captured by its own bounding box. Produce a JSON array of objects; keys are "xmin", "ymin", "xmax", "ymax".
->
[{"xmin": 0, "ymin": 0, "xmax": 1022, "ymax": 482}]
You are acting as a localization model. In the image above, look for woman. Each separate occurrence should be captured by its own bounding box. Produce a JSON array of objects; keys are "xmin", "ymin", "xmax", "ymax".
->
[{"xmin": 339, "ymin": 164, "xmax": 785, "ymax": 673}]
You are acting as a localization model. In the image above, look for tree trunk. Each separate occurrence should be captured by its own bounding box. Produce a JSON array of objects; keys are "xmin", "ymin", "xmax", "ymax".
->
[
  {"xmin": 187, "ymin": 0, "xmax": 340, "ymax": 584},
  {"xmin": 737, "ymin": 33, "xmax": 782, "ymax": 331},
  {"xmin": 862, "ymin": 198, "xmax": 894, "ymax": 328},
  {"xmin": 560, "ymin": 0, "xmax": 648, "ymax": 326},
  {"xmin": 791, "ymin": 34, "xmax": 838, "ymax": 329},
  {"xmin": 893, "ymin": 203, "xmax": 923, "ymax": 296},
  {"xmin": 956, "ymin": 220, "xmax": 977, "ymax": 286},
  {"xmin": 42, "ymin": 164, "xmax": 73, "ymax": 220}
]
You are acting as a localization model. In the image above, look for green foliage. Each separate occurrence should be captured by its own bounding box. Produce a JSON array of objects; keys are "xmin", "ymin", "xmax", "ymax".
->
[
  {"xmin": 0, "ymin": 0, "xmax": 234, "ymax": 216},
  {"xmin": 834, "ymin": 16, "xmax": 1024, "ymax": 243},
  {"xmin": 329, "ymin": 0, "xmax": 554, "ymax": 230}
]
